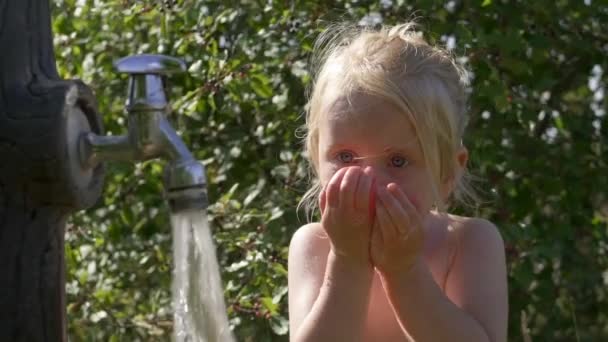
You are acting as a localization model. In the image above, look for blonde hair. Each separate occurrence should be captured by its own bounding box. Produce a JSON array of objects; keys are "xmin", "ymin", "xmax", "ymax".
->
[{"xmin": 299, "ymin": 21, "xmax": 478, "ymax": 220}]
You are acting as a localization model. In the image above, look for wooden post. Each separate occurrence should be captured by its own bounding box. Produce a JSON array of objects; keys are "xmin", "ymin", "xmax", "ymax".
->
[{"xmin": 0, "ymin": 0, "xmax": 105, "ymax": 340}]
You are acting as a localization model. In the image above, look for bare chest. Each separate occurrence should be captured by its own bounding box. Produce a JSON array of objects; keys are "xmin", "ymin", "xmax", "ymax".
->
[{"xmin": 362, "ymin": 226, "xmax": 454, "ymax": 341}]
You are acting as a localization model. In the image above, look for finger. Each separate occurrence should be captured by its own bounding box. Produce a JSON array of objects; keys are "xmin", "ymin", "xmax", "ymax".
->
[
  {"xmin": 326, "ymin": 167, "xmax": 350, "ymax": 209},
  {"xmin": 339, "ymin": 167, "xmax": 362, "ymax": 212},
  {"xmin": 354, "ymin": 167, "xmax": 372, "ymax": 213},
  {"xmin": 319, "ymin": 188, "xmax": 327, "ymax": 216},
  {"xmin": 321, "ymin": 186, "xmax": 338, "ymax": 229},
  {"xmin": 366, "ymin": 168, "xmax": 377, "ymax": 219},
  {"xmin": 375, "ymin": 198, "xmax": 398, "ymax": 241},
  {"xmin": 377, "ymin": 184, "xmax": 409, "ymax": 236},
  {"xmin": 386, "ymin": 183, "xmax": 422, "ymax": 226}
]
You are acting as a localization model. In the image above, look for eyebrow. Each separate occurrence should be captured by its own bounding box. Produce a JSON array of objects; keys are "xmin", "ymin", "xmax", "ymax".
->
[
  {"xmin": 327, "ymin": 138, "xmax": 418, "ymax": 151},
  {"xmin": 351, "ymin": 147, "xmax": 410, "ymax": 160}
]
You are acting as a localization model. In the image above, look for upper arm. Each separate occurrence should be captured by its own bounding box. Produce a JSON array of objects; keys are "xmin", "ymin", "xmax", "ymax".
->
[
  {"xmin": 288, "ymin": 223, "xmax": 330, "ymax": 339},
  {"xmin": 445, "ymin": 218, "xmax": 509, "ymax": 342}
]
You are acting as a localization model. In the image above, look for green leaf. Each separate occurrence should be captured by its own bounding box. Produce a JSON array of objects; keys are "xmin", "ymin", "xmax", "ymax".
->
[
  {"xmin": 270, "ymin": 316, "xmax": 289, "ymax": 335},
  {"xmin": 273, "ymin": 263, "xmax": 288, "ymax": 277},
  {"xmin": 272, "ymin": 286, "xmax": 288, "ymax": 304},
  {"xmin": 251, "ymin": 74, "xmax": 273, "ymax": 98},
  {"xmin": 260, "ymin": 296, "xmax": 277, "ymax": 313},
  {"xmin": 268, "ymin": 207, "xmax": 284, "ymax": 221}
]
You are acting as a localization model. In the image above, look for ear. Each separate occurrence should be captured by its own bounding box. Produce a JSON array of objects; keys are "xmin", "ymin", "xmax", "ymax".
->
[
  {"xmin": 456, "ymin": 145, "xmax": 469, "ymax": 170},
  {"xmin": 440, "ymin": 146, "xmax": 469, "ymax": 201}
]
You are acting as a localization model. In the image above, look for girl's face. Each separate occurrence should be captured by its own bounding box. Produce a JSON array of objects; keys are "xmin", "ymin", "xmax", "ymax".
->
[{"xmin": 317, "ymin": 93, "xmax": 439, "ymax": 216}]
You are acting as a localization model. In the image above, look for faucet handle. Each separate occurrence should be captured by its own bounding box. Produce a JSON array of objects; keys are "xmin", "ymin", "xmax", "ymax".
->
[
  {"xmin": 114, "ymin": 54, "xmax": 186, "ymax": 112},
  {"xmin": 114, "ymin": 54, "xmax": 186, "ymax": 76}
]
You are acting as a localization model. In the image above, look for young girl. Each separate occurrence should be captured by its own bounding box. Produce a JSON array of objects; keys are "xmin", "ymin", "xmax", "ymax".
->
[{"xmin": 288, "ymin": 22, "xmax": 508, "ymax": 342}]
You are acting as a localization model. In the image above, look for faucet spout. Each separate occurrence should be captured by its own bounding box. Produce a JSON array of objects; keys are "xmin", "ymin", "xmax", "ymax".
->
[
  {"xmin": 159, "ymin": 116, "xmax": 208, "ymax": 211},
  {"xmin": 158, "ymin": 115, "xmax": 194, "ymax": 163}
]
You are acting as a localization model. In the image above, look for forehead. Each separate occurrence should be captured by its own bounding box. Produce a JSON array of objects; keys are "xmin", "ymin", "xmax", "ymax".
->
[{"xmin": 320, "ymin": 93, "xmax": 418, "ymax": 143}]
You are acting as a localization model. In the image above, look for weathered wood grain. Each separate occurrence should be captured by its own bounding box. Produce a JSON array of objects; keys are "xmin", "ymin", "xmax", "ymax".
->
[{"xmin": 0, "ymin": 0, "xmax": 105, "ymax": 340}]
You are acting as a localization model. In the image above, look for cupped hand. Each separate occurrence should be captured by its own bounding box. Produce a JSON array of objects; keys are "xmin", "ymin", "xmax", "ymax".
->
[
  {"xmin": 319, "ymin": 166, "xmax": 376, "ymax": 268},
  {"xmin": 370, "ymin": 183, "xmax": 425, "ymax": 275}
]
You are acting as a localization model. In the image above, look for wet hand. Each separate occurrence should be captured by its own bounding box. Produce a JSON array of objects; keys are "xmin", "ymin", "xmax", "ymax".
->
[
  {"xmin": 319, "ymin": 166, "xmax": 375, "ymax": 268},
  {"xmin": 370, "ymin": 183, "xmax": 424, "ymax": 275}
]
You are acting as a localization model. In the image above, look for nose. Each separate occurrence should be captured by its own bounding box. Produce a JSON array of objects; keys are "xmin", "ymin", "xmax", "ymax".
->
[{"xmin": 359, "ymin": 160, "xmax": 392, "ymax": 189}]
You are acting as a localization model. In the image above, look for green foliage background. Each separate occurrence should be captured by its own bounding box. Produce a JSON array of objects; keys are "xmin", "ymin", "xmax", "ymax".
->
[{"xmin": 52, "ymin": 0, "xmax": 607, "ymax": 341}]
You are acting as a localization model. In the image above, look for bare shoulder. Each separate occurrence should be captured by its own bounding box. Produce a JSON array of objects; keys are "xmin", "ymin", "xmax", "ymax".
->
[
  {"xmin": 288, "ymin": 223, "xmax": 331, "ymax": 335},
  {"xmin": 288, "ymin": 223, "xmax": 332, "ymax": 277},
  {"xmin": 446, "ymin": 214, "xmax": 505, "ymax": 252},
  {"xmin": 289, "ymin": 222, "xmax": 330, "ymax": 257},
  {"xmin": 443, "ymin": 214, "xmax": 508, "ymax": 342}
]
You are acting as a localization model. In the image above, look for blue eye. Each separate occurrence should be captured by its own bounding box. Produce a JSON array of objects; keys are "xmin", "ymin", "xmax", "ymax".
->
[
  {"xmin": 338, "ymin": 151, "xmax": 355, "ymax": 163},
  {"xmin": 390, "ymin": 155, "xmax": 408, "ymax": 167}
]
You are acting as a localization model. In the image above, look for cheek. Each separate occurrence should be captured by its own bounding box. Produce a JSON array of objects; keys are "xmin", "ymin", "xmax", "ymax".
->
[
  {"xmin": 403, "ymin": 188, "xmax": 438, "ymax": 215},
  {"xmin": 319, "ymin": 163, "xmax": 340, "ymax": 187},
  {"xmin": 397, "ymin": 181, "xmax": 430, "ymax": 214},
  {"xmin": 394, "ymin": 171, "xmax": 435, "ymax": 214},
  {"xmin": 403, "ymin": 191, "xmax": 421, "ymax": 212}
]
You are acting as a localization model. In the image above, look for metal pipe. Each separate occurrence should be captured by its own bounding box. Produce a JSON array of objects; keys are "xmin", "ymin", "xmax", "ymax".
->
[{"xmin": 77, "ymin": 54, "xmax": 207, "ymax": 212}]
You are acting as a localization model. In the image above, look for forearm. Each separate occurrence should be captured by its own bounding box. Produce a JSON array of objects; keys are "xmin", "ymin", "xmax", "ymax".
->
[
  {"xmin": 293, "ymin": 251, "xmax": 373, "ymax": 342},
  {"xmin": 381, "ymin": 262, "xmax": 492, "ymax": 342}
]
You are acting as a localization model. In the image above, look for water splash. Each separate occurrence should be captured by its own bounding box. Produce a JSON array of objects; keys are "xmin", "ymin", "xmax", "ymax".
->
[{"xmin": 171, "ymin": 210, "xmax": 234, "ymax": 342}]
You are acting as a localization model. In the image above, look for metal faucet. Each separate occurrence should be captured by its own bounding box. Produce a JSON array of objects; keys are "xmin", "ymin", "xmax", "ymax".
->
[{"xmin": 78, "ymin": 54, "xmax": 207, "ymax": 212}]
